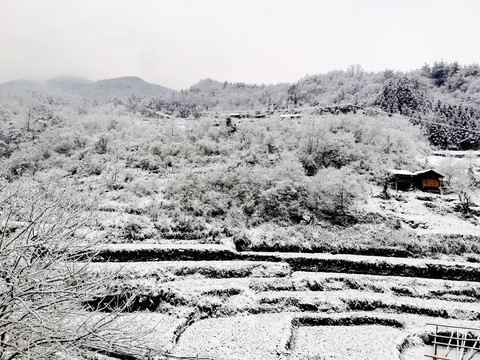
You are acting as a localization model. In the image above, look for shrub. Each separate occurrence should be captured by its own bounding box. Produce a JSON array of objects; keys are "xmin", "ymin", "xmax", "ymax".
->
[
  {"xmin": 232, "ymin": 230, "xmax": 252, "ymax": 251},
  {"xmin": 95, "ymin": 136, "xmax": 108, "ymax": 154},
  {"xmin": 122, "ymin": 221, "xmax": 143, "ymax": 241},
  {"xmin": 53, "ymin": 141, "xmax": 74, "ymax": 156},
  {"xmin": 308, "ymin": 167, "xmax": 367, "ymax": 216}
]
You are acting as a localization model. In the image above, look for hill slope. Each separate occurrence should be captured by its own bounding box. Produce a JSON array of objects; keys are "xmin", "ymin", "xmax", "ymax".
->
[{"xmin": 0, "ymin": 75, "xmax": 174, "ymax": 99}]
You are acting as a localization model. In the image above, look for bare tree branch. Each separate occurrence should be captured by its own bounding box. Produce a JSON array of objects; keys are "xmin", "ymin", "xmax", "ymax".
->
[{"xmin": 0, "ymin": 182, "xmax": 150, "ymax": 360}]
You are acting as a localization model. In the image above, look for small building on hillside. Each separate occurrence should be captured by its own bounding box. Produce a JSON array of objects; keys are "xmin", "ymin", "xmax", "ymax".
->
[
  {"xmin": 152, "ymin": 111, "xmax": 173, "ymax": 120},
  {"xmin": 387, "ymin": 169, "xmax": 444, "ymax": 192},
  {"xmin": 414, "ymin": 169, "xmax": 444, "ymax": 191},
  {"xmin": 280, "ymin": 114, "xmax": 302, "ymax": 119},
  {"xmin": 388, "ymin": 169, "xmax": 415, "ymax": 191}
]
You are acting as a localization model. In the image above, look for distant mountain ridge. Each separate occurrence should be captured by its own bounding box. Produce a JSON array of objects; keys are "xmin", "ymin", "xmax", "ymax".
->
[
  {"xmin": 0, "ymin": 76, "xmax": 174, "ymax": 99},
  {"xmin": 96, "ymin": 76, "xmax": 172, "ymax": 97}
]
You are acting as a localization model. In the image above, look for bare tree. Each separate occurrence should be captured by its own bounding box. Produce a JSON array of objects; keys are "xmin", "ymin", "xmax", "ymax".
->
[
  {"xmin": 438, "ymin": 158, "xmax": 477, "ymax": 214},
  {"xmin": 450, "ymin": 169, "xmax": 476, "ymax": 214},
  {"xmin": 0, "ymin": 181, "xmax": 147, "ymax": 360}
]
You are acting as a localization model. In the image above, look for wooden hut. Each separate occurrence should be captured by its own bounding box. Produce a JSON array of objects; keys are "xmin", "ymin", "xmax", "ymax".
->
[
  {"xmin": 414, "ymin": 169, "xmax": 444, "ymax": 192},
  {"xmin": 387, "ymin": 170, "xmax": 415, "ymax": 191},
  {"xmin": 387, "ymin": 169, "xmax": 444, "ymax": 192}
]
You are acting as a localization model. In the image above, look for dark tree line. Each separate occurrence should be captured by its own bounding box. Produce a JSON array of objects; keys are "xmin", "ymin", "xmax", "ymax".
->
[{"xmin": 380, "ymin": 72, "xmax": 480, "ymax": 150}]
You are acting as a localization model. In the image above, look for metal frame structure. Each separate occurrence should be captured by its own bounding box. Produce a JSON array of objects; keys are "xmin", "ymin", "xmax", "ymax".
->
[{"xmin": 425, "ymin": 324, "xmax": 480, "ymax": 360}]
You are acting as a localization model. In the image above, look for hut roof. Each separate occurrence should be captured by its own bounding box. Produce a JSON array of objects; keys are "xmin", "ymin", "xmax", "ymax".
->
[
  {"xmin": 388, "ymin": 169, "xmax": 415, "ymax": 176},
  {"xmin": 388, "ymin": 169, "xmax": 444, "ymax": 178},
  {"xmin": 414, "ymin": 169, "xmax": 444, "ymax": 178},
  {"xmin": 154, "ymin": 111, "xmax": 173, "ymax": 119}
]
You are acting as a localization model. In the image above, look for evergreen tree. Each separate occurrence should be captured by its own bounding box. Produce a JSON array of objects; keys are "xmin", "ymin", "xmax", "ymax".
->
[{"xmin": 380, "ymin": 76, "xmax": 420, "ymax": 116}]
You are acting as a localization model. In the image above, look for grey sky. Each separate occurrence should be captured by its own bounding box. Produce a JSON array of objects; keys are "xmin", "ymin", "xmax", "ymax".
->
[{"xmin": 1, "ymin": 0, "xmax": 479, "ymax": 90}]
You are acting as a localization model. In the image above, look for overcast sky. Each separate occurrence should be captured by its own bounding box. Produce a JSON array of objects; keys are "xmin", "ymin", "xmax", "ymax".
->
[{"xmin": 1, "ymin": 0, "xmax": 479, "ymax": 90}]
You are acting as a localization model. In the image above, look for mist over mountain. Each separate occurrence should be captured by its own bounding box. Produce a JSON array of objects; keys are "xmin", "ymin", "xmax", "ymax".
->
[
  {"xmin": 95, "ymin": 76, "xmax": 173, "ymax": 98},
  {"xmin": 0, "ymin": 79, "xmax": 44, "ymax": 92},
  {"xmin": 0, "ymin": 75, "xmax": 174, "ymax": 100},
  {"xmin": 45, "ymin": 76, "xmax": 95, "ymax": 92}
]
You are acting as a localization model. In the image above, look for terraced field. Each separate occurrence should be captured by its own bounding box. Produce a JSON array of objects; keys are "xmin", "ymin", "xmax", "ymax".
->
[{"xmin": 86, "ymin": 242, "xmax": 480, "ymax": 360}]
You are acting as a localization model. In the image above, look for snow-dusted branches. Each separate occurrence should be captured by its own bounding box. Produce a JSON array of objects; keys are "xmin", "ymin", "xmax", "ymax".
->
[{"xmin": 0, "ymin": 183, "xmax": 148, "ymax": 360}]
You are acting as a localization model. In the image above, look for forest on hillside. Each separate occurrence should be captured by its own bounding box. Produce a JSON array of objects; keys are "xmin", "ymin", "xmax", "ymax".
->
[
  {"xmin": 2, "ymin": 61, "xmax": 480, "ymax": 149},
  {"xmin": 0, "ymin": 63, "xmax": 479, "ymax": 232},
  {"xmin": 0, "ymin": 62, "xmax": 479, "ymax": 229},
  {"xmin": 1, "ymin": 59, "xmax": 479, "ymax": 255},
  {"xmin": 134, "ymin": 61, "xmax": 480, "ymax": 150}
]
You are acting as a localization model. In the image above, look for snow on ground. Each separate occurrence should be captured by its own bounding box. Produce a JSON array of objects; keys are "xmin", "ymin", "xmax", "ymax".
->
[
  {"xmin": 98, "ymin": 243, "xmax": 230, "ymax": 251},
  {"xmin": 113, "ymin": 313, "xmax": 181, "ymax": 351},
  {"xmin": 292, "ymin": 324, "xmax": 402, "ymax": 359},
  {"xmin": 173, "ymin": 313, "xmax": 291, "ymax": 360},
  {"xmin": 69, "ymin": 312, "xmax": 181, "ymax": 352},
  {"xmin": 430, "ymin": 150, "xmax": 480, "ymax": 160},
  {"xmin": 85, "ymin": 260, "xmax": 291, "ymax": 280},
  {"xmin": 165, "ymin": 312, "xmax": 480, "ymax": 360},
  {"xmin": 291, "ymin": 271, "xmax": 480, "ymax": 290},
  {"xmin": 358, "ymin": 151, "xmax": 480, "ymax": 237},
  {"xmin": 363, "ymin": 190, "xmax": 479, "ymax": 235},
  {"xmin": 248, "ymin": 250, "xmax": 480, "ymax": 269},
  {"xmin": 256, "ymin": 289, "xmax": 480, "ymax": 319},
  {"xmin": 92, "ymin": 242, "xmax": 480, "ymax": 268}
]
